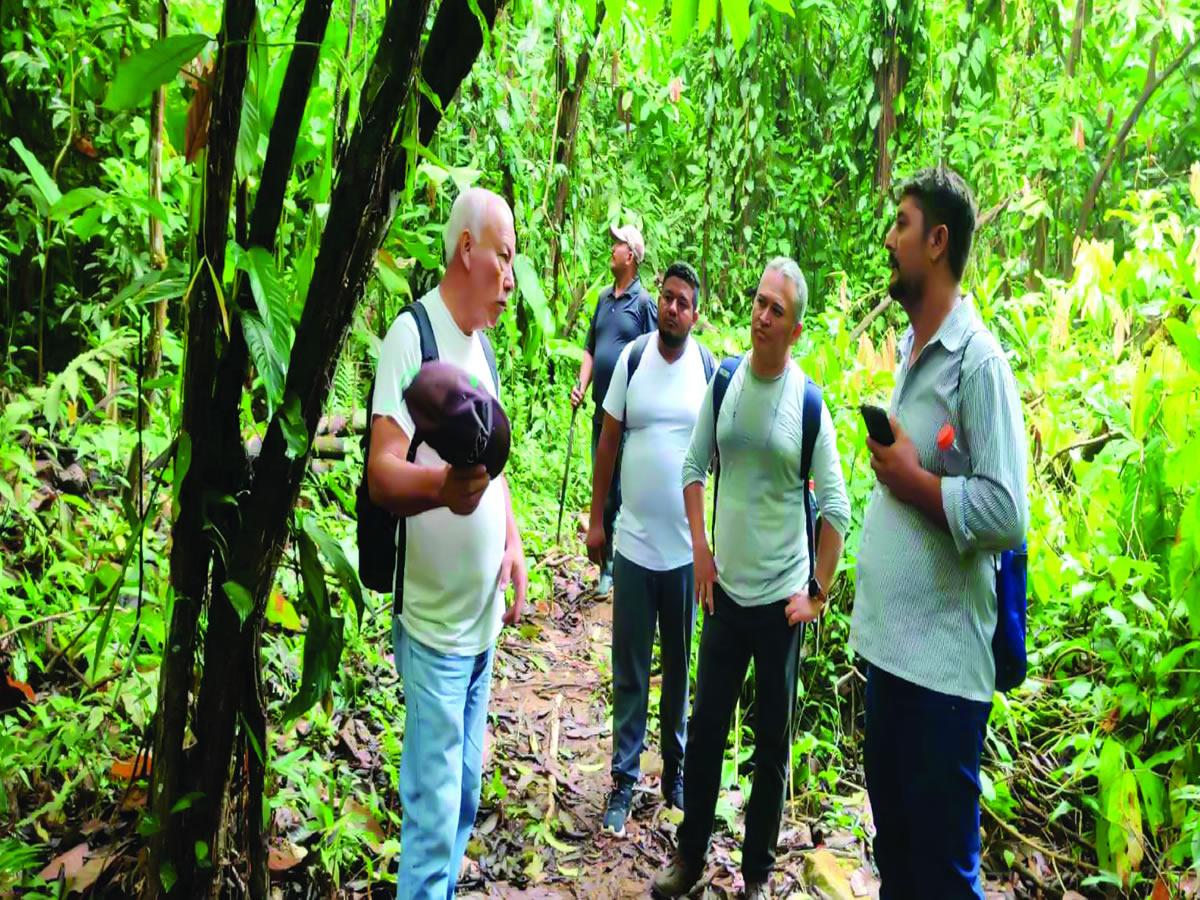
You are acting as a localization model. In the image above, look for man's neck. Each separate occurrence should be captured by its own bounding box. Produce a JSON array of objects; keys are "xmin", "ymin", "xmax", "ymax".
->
[
  {"xmin": 437, "ymin": 272, "xmax": 477, "ymax": 336},
  {"xmin": 657, "ymin": 333, "xmax": 686, "ymax": 363},
  {"xmin": 904, "ymin": 279, "xmax": 959, "ymax": 362},
  {"xmin": 749, "ymin": 347, "xmax": 788, "ymax": 380},
  {"xmin": 613, "ymin": 269, "xmax": 636, "ymax": 297}
]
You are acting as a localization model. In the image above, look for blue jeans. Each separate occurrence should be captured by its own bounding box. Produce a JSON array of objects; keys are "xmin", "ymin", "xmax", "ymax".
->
[
  {"xmin": 864, "ymin": 664, "xmax": 991, "ymax": 900},
  {"xmin": 393, "ymin": 619, "xmax": 494, "ymax": 900}
]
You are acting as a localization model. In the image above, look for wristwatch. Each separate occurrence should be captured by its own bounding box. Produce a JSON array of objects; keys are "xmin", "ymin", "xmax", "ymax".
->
[{"xmin": 808, "ymin": 576, "xmax": 826, "ymax": 606}]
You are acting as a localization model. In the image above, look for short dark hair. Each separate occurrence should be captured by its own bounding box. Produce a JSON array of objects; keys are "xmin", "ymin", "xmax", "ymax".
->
[
  {"xmin": 662, "ymin": 261, "xmax": 701, "ymax": 308},
  {"xmin": 898, "ymin": 166, "xmax": 977, "ymax": 281}
]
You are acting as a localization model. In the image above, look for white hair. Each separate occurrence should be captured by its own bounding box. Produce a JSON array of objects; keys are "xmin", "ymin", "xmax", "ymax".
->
[
  {"xmin": 764, "ymin": 256, "xmax": 809, "ymax": 322},
  {"xmin": 443, "ymin": 187, "xmax": 507, "ymax": 265}
]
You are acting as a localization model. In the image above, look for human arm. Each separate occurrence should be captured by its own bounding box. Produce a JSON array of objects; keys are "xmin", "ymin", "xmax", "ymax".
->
[{"xmin": 499, "ymin": 476, "xmax": 527, "ymax": 625}]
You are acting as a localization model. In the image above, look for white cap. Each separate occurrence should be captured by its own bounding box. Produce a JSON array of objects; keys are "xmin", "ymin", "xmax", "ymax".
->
[{"xmin": 610, "ymin": 223, "xmax": 645, "ymax": 264}]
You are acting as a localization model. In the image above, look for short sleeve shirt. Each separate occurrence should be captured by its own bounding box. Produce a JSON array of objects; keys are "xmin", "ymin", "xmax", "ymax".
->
[
  {"xmin": 585, "ymin": 277, "xmax": 657, "ymax": 417},
  {"xmin": 371, "ymin": 287, "xmax": 507, "ymax": 656}
]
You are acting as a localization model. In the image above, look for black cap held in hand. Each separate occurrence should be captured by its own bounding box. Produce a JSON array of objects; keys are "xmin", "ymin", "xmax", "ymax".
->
[{"xmin": 404, "ymin": 361, "xmax": 511, "ymax": 478}]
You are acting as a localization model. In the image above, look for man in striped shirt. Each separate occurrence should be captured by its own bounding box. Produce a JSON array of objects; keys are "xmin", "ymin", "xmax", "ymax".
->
[
  {"xmin": 853, "ymin": 167, "xmax": 1028, "ymax": 898},
  {"xmin": 652, "ymin": 258, "xmax": 851, "ymax": 900}
]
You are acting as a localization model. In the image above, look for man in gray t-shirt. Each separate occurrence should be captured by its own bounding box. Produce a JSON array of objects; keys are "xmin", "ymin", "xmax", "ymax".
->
[
  {"xmin": 570, "ymin": 224, "xmax": 657, "ymax": 593},
  {"xmin": 653, "ymin": 258, "xmax": 850, "ymax": 900}
]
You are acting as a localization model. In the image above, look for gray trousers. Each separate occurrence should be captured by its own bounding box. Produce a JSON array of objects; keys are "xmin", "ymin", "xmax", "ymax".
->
[{"xmin": 610, "ymin": 552, "xmax": 696, "ymax": 782}]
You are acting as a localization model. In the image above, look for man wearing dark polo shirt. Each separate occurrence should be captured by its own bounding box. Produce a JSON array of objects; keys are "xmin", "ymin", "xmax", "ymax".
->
[{"xmin": 571, "ymin": 223, "xmax": 658, "ymax": 594}]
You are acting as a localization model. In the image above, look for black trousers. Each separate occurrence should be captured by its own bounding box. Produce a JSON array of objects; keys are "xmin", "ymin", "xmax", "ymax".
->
[
  {"xmin": 676, "ymin": 585, "xmax": 803, "ymax": 882},
  {"xmin": 610, "ymin": 553, "xmax": 696, "ymax": 782},
  {"xmin": 590, "ymin": 412, "xmax": 622, "ymax": 573}
]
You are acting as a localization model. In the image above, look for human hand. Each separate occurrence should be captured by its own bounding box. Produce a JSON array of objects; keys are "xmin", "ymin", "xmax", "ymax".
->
[{"xmin": 440, "ymin": 464, "xmax": 490, "ymax": 515}]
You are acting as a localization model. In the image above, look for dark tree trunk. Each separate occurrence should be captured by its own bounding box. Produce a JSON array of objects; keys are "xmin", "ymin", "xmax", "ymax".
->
[
  {"xmin": 871, "ymin": 0, "xmax": 916, "ymax": 194},
  {"xmin": 547, "ymin": 7, "xmax": 605, "ymax": 319},
  {"xmin": 144, "ymin": 0, "xmax": 501, "ymax": 896}
]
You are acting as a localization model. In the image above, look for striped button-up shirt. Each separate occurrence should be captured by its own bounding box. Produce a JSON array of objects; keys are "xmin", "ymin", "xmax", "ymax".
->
[{"xmin": 851, "ymin": 298, "xmax": 1028, "ymax": 702}]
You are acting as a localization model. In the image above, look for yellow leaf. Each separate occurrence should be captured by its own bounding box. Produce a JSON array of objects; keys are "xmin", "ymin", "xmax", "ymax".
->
[{"xmin": 1190, "ymin": 161, "xmax": 1200, "ymax": 208}]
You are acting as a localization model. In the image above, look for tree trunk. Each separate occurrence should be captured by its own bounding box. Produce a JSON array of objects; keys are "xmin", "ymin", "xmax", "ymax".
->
[
  {"xmin": 1065, "ymin": 0, "xmax": 1086, "ymax": 77},
  {"xmin": 872, "ymin": 0, "xmax": 915, "ymax": 194},
  {"xmin": 547, "ymin": 7, "xmax": 605, "ymax": 319},
  {"xmin": 144, "ymin": 1, "xmax": 499, "ymax": 896},
  {"xmin": 143, "ymin": 0, "xmax": 257, "ymax": 893}
]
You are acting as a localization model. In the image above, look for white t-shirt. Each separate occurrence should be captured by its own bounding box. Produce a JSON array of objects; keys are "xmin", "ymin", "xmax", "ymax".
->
[
  {"xmin": 371, "ymin": 288, "xmax": 506, "ymax": 657},
  {"xmin": 602, "ymin": 337, "xmax": 710, "ymax": 571}
]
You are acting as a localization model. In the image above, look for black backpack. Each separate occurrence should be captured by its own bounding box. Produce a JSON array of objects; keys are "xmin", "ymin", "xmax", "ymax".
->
[{"xmin": 357, "ymin": 301, "xmax": 499, "ymax": 613}]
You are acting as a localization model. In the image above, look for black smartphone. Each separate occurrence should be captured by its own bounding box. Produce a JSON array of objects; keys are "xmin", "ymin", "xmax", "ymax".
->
[{"xmin": 860, "ymin": 404, "xmax": 895, "ymax": 446}]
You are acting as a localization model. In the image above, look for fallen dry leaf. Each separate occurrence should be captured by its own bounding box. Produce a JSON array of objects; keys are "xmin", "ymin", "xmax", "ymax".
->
[
  {"xmin": 6, "ymin": 674, "xmax": 35, "ymax": 702},
  {"xmin": 110, "ymin": 751, "xmax": 152, "ymax": 781},
  {"xmin": 38, "ymin": 842, "xmax": 111, "ymax": 893},
  {"xmin": 267, "ymin": 838, "xmax": 307, "ymax": 872},
  {"xmin": 1152, "ymin": 877, "xmax": 1171, "ymax": 900}
]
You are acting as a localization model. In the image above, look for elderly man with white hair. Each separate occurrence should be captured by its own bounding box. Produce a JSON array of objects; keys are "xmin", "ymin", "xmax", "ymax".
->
[
  {"xmin": 368, "ymin": 186, "xmax": 527, "ymax": 900},
  {"xmin": 652, "ymin": 258, "xmax": 851, "ymax": 900}
]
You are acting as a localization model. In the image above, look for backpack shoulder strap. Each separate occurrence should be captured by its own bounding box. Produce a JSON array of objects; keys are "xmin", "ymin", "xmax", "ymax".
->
[
  {"xmin": 709, "ymin": 355, "xmax": 743, "ymax": 550},
  {"xmin": 625, "ymin": 332, "xmax": 653, "ymax": 385},
  {"xmin": 799, "ymin": 376, "xmax": 823, "ymax": 484},
  {"xmin": 401, "ymin": 302, "xmax": 439, "ymax": 363},
  {"xmin": 800, "ymin": 376, "xmax": 823, "ymax": 582},
  {"xmin": 712, "ymin": 355, "xmax": 742, "ymax": 424},
  {"xmin": 698, "ymin": 343, "xmax": 716, "ymax": 383},
  {"xmin": 478, "ymin": 331, "xmax": 500, "ymax": 397}
]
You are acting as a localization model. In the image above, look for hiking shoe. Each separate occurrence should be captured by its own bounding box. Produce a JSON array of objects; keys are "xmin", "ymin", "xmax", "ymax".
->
[
  {"xmin": 662, "ymin": 767, "xmax": 684, "ymax": 810},
  {"xmin": 651, "ymin": 852, "xmax": 703, "ymax": 898},
  {"xmin": 597, "ymin": 571, "xmax": 613, "ymax": 596},
  {"xmin": 743, "ymin": 879, "xmax": 771, "ymax": 900},
  {"xmin": 602, "ymin": 778, "xmax": 634, "ymax": 836}
]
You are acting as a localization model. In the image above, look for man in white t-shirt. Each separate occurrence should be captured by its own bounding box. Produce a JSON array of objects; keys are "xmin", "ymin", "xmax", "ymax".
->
[
  {"xmin": 586, "ymin": 261, "xmax": 714, "ymax": 836},
  {"xmin": 367, "ymin": 187, "xmax": 528, "ymax": 900}
]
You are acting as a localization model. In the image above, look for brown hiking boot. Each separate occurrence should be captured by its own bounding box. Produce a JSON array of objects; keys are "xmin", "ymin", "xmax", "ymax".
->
[
  {"xmin": 651, "ymin": 853, "xmax": 703, "ymax": 898},
  {"xmin": 743, "ymin": 879, "xmax": 771, "ymax": 900}
]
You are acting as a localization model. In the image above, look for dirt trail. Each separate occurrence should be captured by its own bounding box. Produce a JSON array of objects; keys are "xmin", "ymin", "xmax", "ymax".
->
[{"xmin": 459, "ymin": 556, "xmax": 887, "ymax": 900}]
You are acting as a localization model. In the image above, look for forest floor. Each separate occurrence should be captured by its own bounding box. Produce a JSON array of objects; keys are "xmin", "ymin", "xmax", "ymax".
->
[{"xmin": 454, "ymin": 550, "xmax": 1016, "ymax": 900}]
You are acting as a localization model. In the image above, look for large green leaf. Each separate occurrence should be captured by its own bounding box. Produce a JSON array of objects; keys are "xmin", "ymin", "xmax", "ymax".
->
[
  {"xmin": 1165, "ymin": 319, "xmax": 1200, "ymax": 374},
  {"xmin": 722, "ymin": 0, "xmax": 750, "ymax": 45},
  {"xmin": 279, "ymin": 393, "xmax": 310, "ymax": 461},
  {"xmin": 671, "ymin": 0, "xmax": 698, "ymax": 45},
  {"xmin": 239, "ymin": 247, "xmax": 293, "ymax": 355},
  {"xmin": 239, "ymin": 310, "xmax": 286, "ymax": 415},
  {"xmin": 104, "ymin": 33, "xmax": 211, "ymax": 111},
  {"xmin": 513, "ymin": 254, "xmax": 554, "ymax": 336},
  {"xmin": 223, "ymin": 581, "xmax": 255, "ymax": 628},
  {"xmin": 48, "ymin": 187, "xmax": 106, "ymax": 222},
  {"xmin": 282, "ymin": 530, "xmax": 344, "ymax": 721},
  {"xmin": 302, "ymin": 514, "xmax": 366, "ymax": 628},
  {"xmin": 9, "ymin": 137, "xmax": 61, "ymax": 207}
]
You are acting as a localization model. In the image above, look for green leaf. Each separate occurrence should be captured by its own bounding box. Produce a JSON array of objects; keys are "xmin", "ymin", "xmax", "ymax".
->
[
  {"xmin": 173, "ymin": 432, "xmax": 191, "ymax": 520},
  {"xmin": 48, "ymin": 187, "xmax": 106, "ymax": 221},
  {"xmin": 723, "ymin": 0, "xmax": 751, "ymax": 48},
  {"xmin": 9, "ymin": 136, "xmax": 61, "ymax": 206},
  {"xmin": 1165, "ymin": 320, "xmax": 1200, "ymax": 373},
  {"xmin": 223, "ymin": 580, "xmax": 254, "ymax": 627},
  {"xmin": 580, "ymin": 0, "xmax": 597, "ymax": 28},
  {"xmin": 238, "ymin": 247, "xmax": 293, "ymax": 354},
  {"xmin": 159, "ymin": 860, "xmax": 177, "ymax": 893},
  {"xmin": 513, "ymin": 254, "xmax": 554, "ymax": 336},
  {"xmin": 302, "ymin": 515, "xmax": 366, "ymax": 628},
  {"xmin": 279, "ymin": 393, "xmax": 309, "ymax": 460},
  {"xmin": 240, "ymin": 311, "xmax": 287, "ymax": 416},
  {"xmin": 281, "ymin": 612, "xmax": 344, "ymax": 722},
  {"xmin": 671, "ymin": 0, "xmax": 698, "ymax": 45},
  {"xmin": 104, "ymin": 34, "xmax": 211, "ymax": 111},
  {"xmin": 761, "ymin": 0, "xmax": 794, "ymax": 13}
]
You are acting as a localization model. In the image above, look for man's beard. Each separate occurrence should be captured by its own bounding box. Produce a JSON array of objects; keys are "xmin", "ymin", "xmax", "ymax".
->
[
  {"xmin": 659, "ymin": 326, "xmax": 687, "ymax": 349},
  {"xmin": 888, "ymin": 268, "xmax": 924, "ymax": 304}
]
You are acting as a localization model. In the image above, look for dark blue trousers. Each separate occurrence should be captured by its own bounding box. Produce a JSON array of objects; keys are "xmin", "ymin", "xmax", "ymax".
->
[
  {"xmin": 864, "ymin": 664, "xmax": 991, "ymax": 900},
  {"xmin": 610, "ymin": 553, "xmax": 695, "ymax": 782}
]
